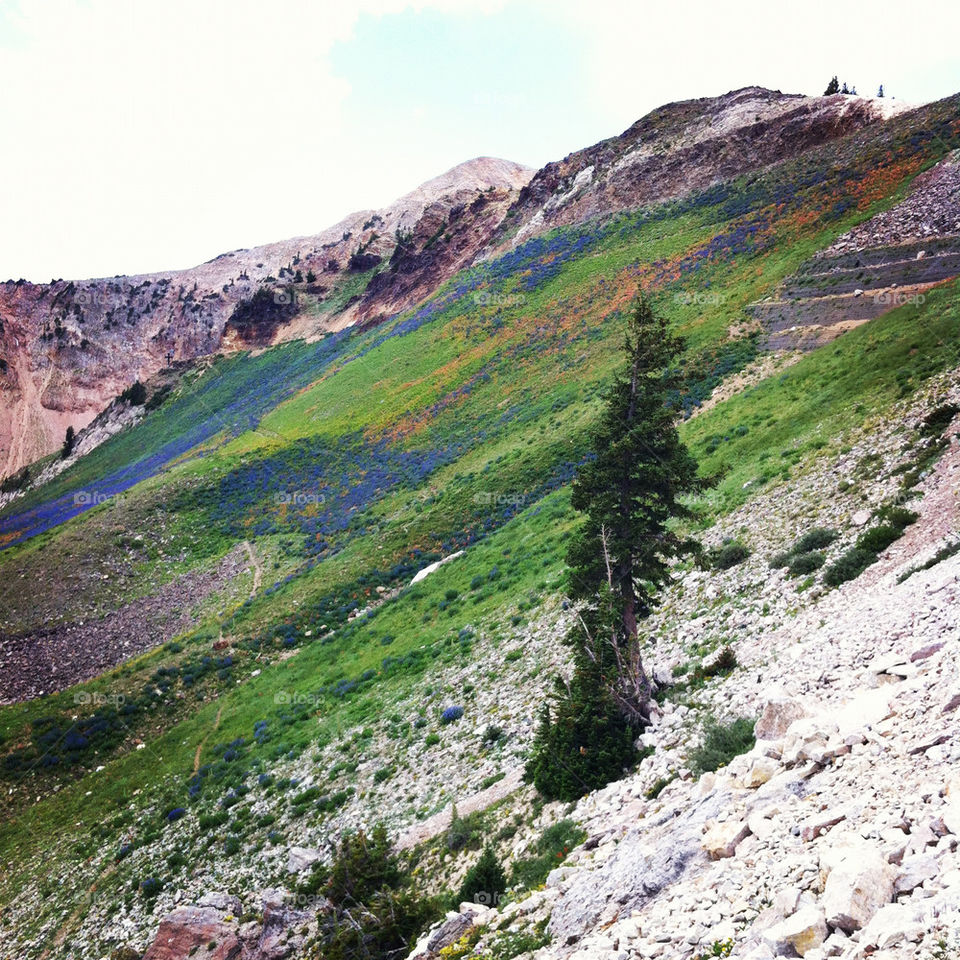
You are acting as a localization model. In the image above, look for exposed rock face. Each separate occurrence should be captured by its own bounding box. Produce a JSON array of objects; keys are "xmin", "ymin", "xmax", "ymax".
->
[
  {"xmin": 0, "ymin": 158, "xmax": 532, "ymax": 477},
  {"xmin": 499, "ymin": 88, "xmax": 894, "ymax": 248},
  {"xmin": 141, "ymin": 905, "xmax": 242, "ymax": 960},
  {"xmin": 141, "ymin": 888, "xmax": 326, "ymax": 960}
]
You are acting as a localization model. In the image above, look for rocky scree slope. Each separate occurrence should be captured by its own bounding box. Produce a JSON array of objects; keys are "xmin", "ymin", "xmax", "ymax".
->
[
  {"xmin": 752, "ymin": 150, "xmax": 960, "ymax": 350},
  {"xmin": 403, "ymin": 388, "xmax": 960, "ymax": 960}
]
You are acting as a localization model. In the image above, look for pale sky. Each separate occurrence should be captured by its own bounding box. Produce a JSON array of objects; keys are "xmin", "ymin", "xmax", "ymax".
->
[{"xmin": 2, "ymin": 0, "xmax": 959, "ymax": 282}]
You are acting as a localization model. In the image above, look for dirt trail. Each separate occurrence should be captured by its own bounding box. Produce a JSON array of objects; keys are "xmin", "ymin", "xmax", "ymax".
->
[
  {"xmin": 242, "ymin": 539, "xmax": 262, "ymax": 597},
  {"xmin": 42, "ymin": 863, "xmax": 118, "ymax": 959},
  {"xmin": 193, "ymin": 703, "xmax": 225, "ymax": 775}
]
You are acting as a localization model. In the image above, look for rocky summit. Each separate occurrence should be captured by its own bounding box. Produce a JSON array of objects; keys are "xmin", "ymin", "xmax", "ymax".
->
[{"xmin": 1, "ymin": 76, "xmax": 960, "ymax": 960}]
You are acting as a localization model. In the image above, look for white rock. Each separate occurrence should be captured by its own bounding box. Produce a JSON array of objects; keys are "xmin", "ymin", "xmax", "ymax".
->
[
  {"xmin": 761, "ymin": 906, "xmax": 828, "ymax": 957},
  {"xmin": 821, "ymin": 842, "xmax": 895, "ymax": 932}
]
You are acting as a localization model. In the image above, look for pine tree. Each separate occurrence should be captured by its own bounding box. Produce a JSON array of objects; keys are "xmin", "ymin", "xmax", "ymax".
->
[
  {"xmin": 824, "ymin": 76, "xmax": 840, "ymax": 95},
  {"xmin": 62, "ymin": 425, "xmax": 75, "ymax": 459},
  {"xmin": 457, "ymin": 846, "xmax": 507, "ymax": 907},
  {"xmin": 877, "ymin": 84, "xmax": 884, "ymax": 98},
  {"xmin": 526, "ymin": 292, "xmax": 707, "ymax": 800}
]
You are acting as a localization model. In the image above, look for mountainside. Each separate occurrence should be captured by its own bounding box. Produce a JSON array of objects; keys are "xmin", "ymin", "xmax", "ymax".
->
[
  {"xmin": 0, "ymin": 88, "xmax": 925, "ymax": 480},
  {"xmin": 0, "ymin": 157, "xmax": 532, "ymax": 476},
  {"xmin": 1, "ymin": 85, "xmax": 960, "ymax": 960}
]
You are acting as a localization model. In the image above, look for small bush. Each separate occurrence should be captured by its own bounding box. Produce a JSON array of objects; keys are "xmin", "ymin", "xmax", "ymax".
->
[
  {"xmin": 373, "ymin": 766, "xmax": 394, "ymax": 784},
  {"xmin": 688, "ymin": 717, "xmax": 755, "ymax": 776},
  {"xmin": 787, "ymin": 551, "xmax": 825, "ymax": 576},
  {"xmin": 644, "ymin": 774, "xmax": 676, "ymax": 800},
  {"xmin": 768, "ymin": 550, "xmax": 794, "ymax": 568},
  {"xmin": 424, "ymin": 732, "xmax": 440, "ymax": 747},
  {"xmin": 509, "ymin": 819, "xmax": 586, "ymax": 890},
  {"xmin": 856, "ymin": 524, "xmax": 902, "ymax": 554},
  {"xmin": 823, "ymin": 547, "xmax": 877, "ymax": 586},
  {"xmin": 440, "ymin": 706, "xmax": 464, "ymax": 725},
  {"xmin": 138, "ymin": 877, "xmax": 163, "ymax": 899},
  {"xmin": 874, "ymin": 505, "xmax": 919, "ymax": 530},
  {"xmin": 446, "ymin": 805, "xmax": 484, "ymax": 853},
  {"xmin": 481, "ymin": 724, "xmax": 504, "ymax": 744},
  {"xmin": 119, "ymin": 380, "xmax": 147, "ymax": 405},
  {"xmin": 710, "ymin": 542, "xmax": 751, "ymax": 570},
  {"xmin": 920, "ymin": 402, "xmax": 959, "ymax": 436},
  {"xmin": 793, "ymin": 527, "xmax": 838, "ymax": 553}
]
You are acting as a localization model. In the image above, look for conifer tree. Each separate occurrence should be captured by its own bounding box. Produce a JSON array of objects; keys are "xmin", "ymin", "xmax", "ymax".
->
[
  {"xmin": 527, "ymin": 291, "xmax": 706, "ymax": 800},
  {"xmin": 824, "ymin": 76, "xmax": 840, "ymax": 95}
]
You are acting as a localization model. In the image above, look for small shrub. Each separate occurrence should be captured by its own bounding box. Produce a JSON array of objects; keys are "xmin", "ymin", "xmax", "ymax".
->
[
  {"xmin": 688, "ymin": 717, "xmax": 755, "ymax": 776},
  {"xmin": 920, "ymin": 402, "xmax": 959, "ymax": 436},
  {"xmin": 874, "ymin": 505, "xmax": 919, "ymax": 530},
  {"xmin": 510, "ymin": 819, "xmax": 586, "ymax": 890},
  {"xmin": 768, "ymin": 550, "xmax": 794, "ymax": 568},
  {"xmin": 138, "ymin": 877, "xmax": 163, "ymax": 899},
  {"xmin": 424, "ymin": 733, "xmax": 440, "ymax": 747},
  {"xmin": 644, "ymin": 774, "xmax": 676, "ymax": 799},
  {"xmin": 458, "ymin": 846, "xmax": 507, "ymax": 907},
  {"xmin": 373, "ymin": 766, "xmax": 394, "ymax": 784},
  {"xmin": 119, "ymin": 380, "xmax": 147, "ymax": 405},
  {"xmin": 793, "ymin": 527, "xmax": 838, "ymax": 553},
  {"xmin": 787, "ymin": 551, "xmax": 825, "ymax": 576},
  {"xmin": 446, "ymin": 804, "xmax": 483, "ymax": 853},
  {"xmin": 856, "ymin": 524, "xmax": 902, "ymax": 554},
  {"xmin": 440, "ymin": 706, "xmax": 464, "ymax": 725},
  {"xmin": 481, "ymin": 724, "xmax": 504, "ymax": 744},
  {"xmin": 710, "ymin": 542, "xmax": 751, "ymax": 570},
  {"xmin": 823, "ymin": 547, "xmax": 877, "ymax": 586}
]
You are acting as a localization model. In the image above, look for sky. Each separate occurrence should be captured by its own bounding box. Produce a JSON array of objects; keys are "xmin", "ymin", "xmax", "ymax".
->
[{"xmin": 2, "ymin": 0, "xmax": 959, "ymax": 282}]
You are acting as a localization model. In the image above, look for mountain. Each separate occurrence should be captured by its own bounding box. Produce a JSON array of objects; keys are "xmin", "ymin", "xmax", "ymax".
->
[
  {"xmin": 0, "ymin": 157, "xmax": 533, "ymax": 477},
  {"xmin": 0, "ymin": 85, "xmax": 959, "ymax": 960},
  {"xmin": 0, "ymin": 88, "xmax": 921, "ymax": 480}
]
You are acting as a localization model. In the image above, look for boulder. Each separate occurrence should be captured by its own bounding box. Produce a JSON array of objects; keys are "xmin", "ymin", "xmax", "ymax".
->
[
  {"xmin": 798, "ymin": 806, "xmax": 848, "ymax": 842},
  {"xmin": 703, "ymin": 819, "xmax": 751, "ymax": 859},
  {"xmin": 755, "ymin": 695, "xmax": 809, "ymax": 741},
  {"xmin": 142, "ymin": 906, "xmax": 240, "ymax": 960},
  {"xmin": 894, "ymin": 854, "xmax": 938, "ymax": 895},
  {"xmin": 286, "ymin": 846, "xmax": 322, "ymax": 874},
  {"xmin": 858, "ymin": 902, "xmax": 926, "ymax": 950},
  {"xmin": 738, "ymin": 756, "xmax": 780, "ymax": 789},
  {"xmin": 821, "ymin": 842, "xmax": 895, "ymax": 932},
  {"xmin": 761, "ymin": 907, "xmax": 828, "ymax": 956}
]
